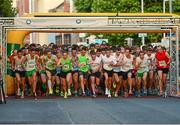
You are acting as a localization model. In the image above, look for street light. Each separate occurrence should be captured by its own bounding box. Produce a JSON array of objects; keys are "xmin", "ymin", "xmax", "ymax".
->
[
  {"xmin": 141, "ymin": 0, "xmax": 145, "ymax": 46},
  {"xmin": 141, "ymin": 0, "xmax": 144, "ymax": 13}
]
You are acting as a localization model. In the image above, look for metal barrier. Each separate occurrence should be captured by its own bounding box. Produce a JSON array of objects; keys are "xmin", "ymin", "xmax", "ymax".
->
[{"xmin": 0, "ymin": 16, "xmax": 179, "ymax": 97}]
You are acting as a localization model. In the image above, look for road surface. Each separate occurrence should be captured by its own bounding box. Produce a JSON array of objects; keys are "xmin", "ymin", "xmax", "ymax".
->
[{"xmin": 0, "ymin": 96, "xmax": 180, "ymax": 124}]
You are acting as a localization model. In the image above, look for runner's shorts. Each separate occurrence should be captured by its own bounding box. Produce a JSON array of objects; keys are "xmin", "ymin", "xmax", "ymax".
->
[
  {"xmin": 103, "ymin": 69, "xmax": 113, "ymax": 77},
  {"xmin": 121, "ymin": 70, "xmax": 132, "ymax": 80},
  {"xmin": 157, "ymin": 68, "xmax": 169, "ymax": 74},
  {"xmin": 15, "ymin": 70, "xmax": 25, "ymax": 77}
]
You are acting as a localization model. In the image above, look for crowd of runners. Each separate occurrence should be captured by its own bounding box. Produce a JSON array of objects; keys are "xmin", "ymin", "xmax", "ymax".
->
[{"xmin": 9, "ymin": 42, "xmax": 171, "ymax": 99}]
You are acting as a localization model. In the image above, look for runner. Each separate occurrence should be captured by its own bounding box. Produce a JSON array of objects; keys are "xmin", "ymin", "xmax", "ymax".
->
[
  {"xmin": 55, "ymin": 50, "xmax": 62, "ymax": 96},
  {"xmin": 78, "ymin": 46, "xmax": 89, "ymax": 96},
  {"xmin": 112, "ymin": 47, "xmax": 123, "ymax": 97},
  {"xmin": 44, "ymin": 49, "xmax": 56, "ymax": 95},
  {"xmin": 121, "ymin": 48, "xmax": 134, "ymax": 98},
  {"xmin": 89, "ymin": 50, "xmax": 102, "ymax": 97},
  {"xmin": 12, "ymin": 50, "xmax": 25, "ymax": 98},
  {"xmin": 37, "ymin": 49, "xmax": 47, "ymax": 96},
  {"xmin": 22, "ymin": 48, "xmax": 39, "ymax": 98},
  {"xmin": 145, "ymin": 48, "xmax": 156, "ymax": 95},
  {"xmin": 155, "ymin": 46, "xmax": 171, "ymax": 97},
  {"xmin": 60, "ymin": 50, "xmax": 72, "ymax": 99},
  {"xmin": 101, "ymin": 48, "xmax": 114, "ymax": 98},
  {"xmin": 136, "ymin": 51, "xmax": 149, "ymax": 97},
  {"xmin": 71, "ymin": 47, "xmax": 79, "ymax": 96}
]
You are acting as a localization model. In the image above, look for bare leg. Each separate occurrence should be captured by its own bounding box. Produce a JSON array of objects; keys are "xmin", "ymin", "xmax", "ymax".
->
[{"xmin": 158, "ymin": 70, "xmax": 163, "ymax": 96}]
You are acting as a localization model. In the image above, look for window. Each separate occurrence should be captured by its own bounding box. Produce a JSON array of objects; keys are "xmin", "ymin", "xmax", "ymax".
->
[{"xmin": 55, "ymin": 34, "xmax": 71, "ymax": 45}]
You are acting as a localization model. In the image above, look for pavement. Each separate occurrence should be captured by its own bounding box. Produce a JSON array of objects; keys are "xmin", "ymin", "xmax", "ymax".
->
[{"xmin": 0, "ymin": 96, "xmax": 180, "ymax": 124}]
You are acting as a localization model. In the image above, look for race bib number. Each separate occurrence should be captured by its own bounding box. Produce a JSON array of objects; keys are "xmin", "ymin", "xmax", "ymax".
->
[
  {"xmin": 29, "ymin": 64, "xmax": 35, "ymax": 68},
  {"xmin": 91, "ymin": 63, "xmax": 99, "ymax": 71},
  {"xmin": 63, "ymin": 64, "xmax": 69, "ymax": 70},
  {"xmin": 103, "ymin": 63, "xmax": 112, "ymax": 71},
  {"xmin": 159, "ymin": 61, "xmax": 166, "ymax": 67},
  {"xmin": 17, "ymin": 65, "xmax": 23, "ymax": 70},
  {"xmin": 80, "ymin": 62, "xmax": 86, "ymax": 68}
]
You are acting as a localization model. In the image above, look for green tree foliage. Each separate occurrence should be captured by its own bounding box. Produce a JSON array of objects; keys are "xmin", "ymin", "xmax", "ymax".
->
[
  {"xmin": 74, "ymin": 0, "xmax": 93, "ymax": 12},
  {"xmin": 74, "ymin": 0, "xmax": 180, "ymax": 45},
  {"xmin": 174, "ymin": 0, "xmax": 180, "ymax": 13},
  {"xmin": 91, "ymin": 0, "xmax": 141, "ymax": 13},
  {"xmin": 0, "ymin": 0, "xmax": 17, "ymax": 17}
]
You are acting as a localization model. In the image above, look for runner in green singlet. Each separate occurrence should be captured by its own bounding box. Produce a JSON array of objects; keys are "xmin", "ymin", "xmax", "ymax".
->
[
  {"xmin": 44, "ymin": 49, "xmax": 56, "ymax": 95},
  {"xmin": 60, "ymin": 50, "xmax": 72, "ymax": 99},
  {"xmin": 22, "ymin": 48, "xmax": 39, "ymax": 99},
  {"xmin": 78, "ymin": 47, "xmax": 89, "ymax": 96}
]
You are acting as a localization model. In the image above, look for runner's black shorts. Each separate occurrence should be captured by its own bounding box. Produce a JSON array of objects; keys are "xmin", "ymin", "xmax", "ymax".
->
[
  {"xmin": 157, "ymin": 68, "xmax": 169, "ymax": 74},
  {"xmin": 15, "ymin": 70, "xmax": 26, "ymax": 77},
  {"xmin": 72, "ymin": 70, "xmax": 78, "ymax": 75},
  {"xmin": 121, "ymin": 70, "xmax": 132, "ymax": 80},
  {"xmin": 60, "ymin": 71, "xmax": 71, "ymax": 78},
  {"xmin": 113, "ymin": 71, "xmax": 122, "ymax": 76},
  {"xmin": 46, "ymin": 69, "xmax": 56, "ymax": 76},
  {"xmin": 79, "ymin": 71, "xmax": 89, "ymax": 79},
  {"xmin": 103, "ymin": 69, "xmax": 113, "ymax": 77},
  {"xmin": 89, "ymin": 71, "xmax": 101, "ymax": 78}
]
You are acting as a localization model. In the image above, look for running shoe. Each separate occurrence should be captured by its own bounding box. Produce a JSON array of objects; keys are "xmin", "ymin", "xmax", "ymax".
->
[
  {"xmin": 148, "ymin": 89, "xmax": 153, "ymax": 95},
  {"xmin": 82, "ymin": 92, "xmax": 86, "ymax": 97},
  {"xmin": 154, "ymin": 88, "xmax": 159, "ymax": 95},
  {"xmin": 92, "ymin": 93, "xmax": 97, "ymax": 98},
  {"xmin": 33, "ymin": 92, "xmax": 37, "ymax": 100},
  {"xmin": 105, "ymin": 88, "xmax": 108, "ymax": 95},
  {"xmin": 17, "ymin": 88, "xmax": 21, "ymax": 96},
  {"xmin": 74, "ymin": 92, "xmax": 78, "ymax": 97},
  {"xmin": 124, "ymin": 92, "xmax": 128, "ymax": 98},
  {"xmin": 85, "ymin": 89, "xmax": 91, "ymax": 96},
  {"xmin": 78, "ymin": 89, "xmax": 82, "ymax": 96},
  {"xmin": 60, "ymin": 91, "xmax": 64, "ymax": 97},
  {"xmin": 21, "ymin": 92, "xmax": 24, "ymax": 99},
  {"xmin": 144, "ymin": 89, "xmax": 147, "ymax": 96},
  {"xmin": 49, "ymin": 89, "xmax": 53, "ymax": 95},
  {"xmin": 162, "ymin": 92, "xmax": 168, "ymax": 98},
  {"xmin": 55, "ymin": 87, "xmax": 60, "ymax": 95},
  {"xmin": 68, "ymin": 89, "xmax": 72, "ymax": 96},
  {"xmin": 64, "ymin": 92, "xmax": 67, "ymax": 99},
  {"xmin": 114, "ymin": 92, "xmax": 118, "ymax": 97},
  {"xmin": 129, "ymin": 90, "xmax": 133, "ymax": 95},
  {"xmin": 108, "ymin": 90, "xmax": 111, "ymax": 98},
  {"xmin": 158, "ymin": 91, "xmax": 163, "ymax": 96},
  {"xmin": 137, "ymin": 93, "xmax": 141, "ymax": 98}
]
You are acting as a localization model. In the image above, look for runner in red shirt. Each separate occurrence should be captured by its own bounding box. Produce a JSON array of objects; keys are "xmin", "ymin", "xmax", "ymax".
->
[{"xmin": 155, "ymin": 46, "xmax": 171, "ymax": 97}]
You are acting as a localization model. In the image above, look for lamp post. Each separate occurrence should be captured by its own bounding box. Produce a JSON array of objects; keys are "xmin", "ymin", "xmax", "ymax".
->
[
  {"xmin": 141, "ymin": 0, "xmax": 144, "ymax": 13},
  {"xmin": 169, "ymin": 0, "xmax": 173, "ymax": 14},
  {"xmin": 141, "ymin": 0, "xmax": 145, "ymax": 46}
]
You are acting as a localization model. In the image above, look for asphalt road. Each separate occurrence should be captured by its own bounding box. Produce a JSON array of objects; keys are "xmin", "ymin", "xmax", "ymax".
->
[{"xmin": 0, "ymin": 96, "xmax": 180, "ymax": 124}]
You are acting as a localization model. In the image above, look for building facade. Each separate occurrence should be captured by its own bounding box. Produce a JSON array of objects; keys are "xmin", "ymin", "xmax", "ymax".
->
[{"xmin": 13, "ymin": 0, "xmax": 64, "ymax": 45}]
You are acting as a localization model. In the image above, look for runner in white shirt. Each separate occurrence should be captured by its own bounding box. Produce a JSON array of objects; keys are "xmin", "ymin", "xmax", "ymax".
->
[
  {"xmin": 121, "ymin": 48, "xmax": 134, "ymax": 98},
  {"xmin": 102, "ymin": 48, "xmax": 114, "ymax": 98},
  {"xmin": 112, "ymin": 47, "xmax": 123, "ymax": 97},
  {"xmin": 12, "ymin": 50, "xmax": 25, "ymax": 98},
  {"xmin": 89, "ymin": 50, "xmax": 102, "ymax": 98},
  {"xmin": 144, "ymin": 48, "xmax": 156, "ymax": 95},
  {"xmin": 96, "ymin": 48, "xmax": 102, "ymax": 62},
  {"xmin": 136, "ymin": 51, "xmax": 149, "ymax": 97}
]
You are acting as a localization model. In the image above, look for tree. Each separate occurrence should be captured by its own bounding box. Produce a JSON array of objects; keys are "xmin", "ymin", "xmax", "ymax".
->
[
  {"xmin": 91, "ymin": 0, "xmax": 140, "ymax": 13},
  {"xmin": 74, "ymin": 0, "xmax": 180, "ymax": 45},
  {"xmin": 74, "ymin": 0, "xmax": 93, "ymax": 12},
  {"xmin": 174, "ymin": 0, "xmax": 180, "ymax": 13},
  {"xmin": 0, "ymin": 0, "xmax": 17, "ymax": 17}
]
